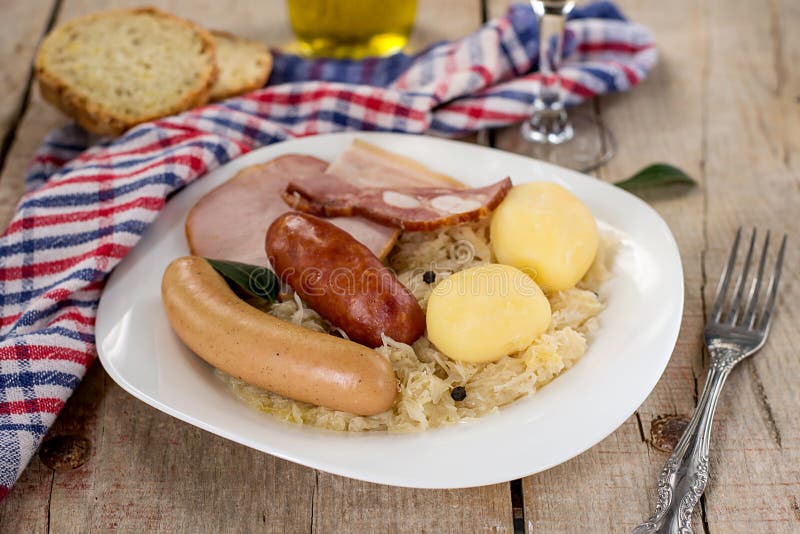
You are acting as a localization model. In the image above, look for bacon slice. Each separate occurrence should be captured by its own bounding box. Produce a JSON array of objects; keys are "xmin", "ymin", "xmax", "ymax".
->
[
  {"xmin": 185, "ymin": 155, "xmax": 399, "ymax": 265},
  {"xmin": 283, "ymin": 175, "xmax": 513, "ymax": 232},
  {"xmin": 281, "ymin": 140, "xmax": 509, "ymax": 231}
]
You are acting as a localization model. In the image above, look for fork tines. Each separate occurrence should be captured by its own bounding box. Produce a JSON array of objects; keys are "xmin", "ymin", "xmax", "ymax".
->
[{"xmin": 710, "ymin": 227, "xmax": 787, "ymax": 331}]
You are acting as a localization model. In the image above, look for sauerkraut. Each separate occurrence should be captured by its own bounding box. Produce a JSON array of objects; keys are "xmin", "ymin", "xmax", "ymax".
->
[{"xmin": 218, "ymin": 219, "xmax": 617, "ymax": 432}]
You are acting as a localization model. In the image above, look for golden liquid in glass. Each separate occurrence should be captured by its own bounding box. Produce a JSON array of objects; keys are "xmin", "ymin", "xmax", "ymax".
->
[{"xmin": 287, "ymin": 0, "xmax": 417, "ymax": 59}]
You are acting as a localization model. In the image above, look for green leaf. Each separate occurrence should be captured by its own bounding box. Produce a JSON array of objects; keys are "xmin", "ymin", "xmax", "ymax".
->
[
  {"xmin": 206, "ymin": 259, "xmax": 280, "ymax": 304},
  {"xmin": 614, "ymin": 163, "xmax": 697, "ymax": 191}
]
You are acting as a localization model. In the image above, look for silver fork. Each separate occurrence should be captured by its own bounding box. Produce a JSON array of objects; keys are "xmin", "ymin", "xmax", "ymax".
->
[{"xmin": 633, "ymin": 228, "xmax": 787, "ymax": 534}]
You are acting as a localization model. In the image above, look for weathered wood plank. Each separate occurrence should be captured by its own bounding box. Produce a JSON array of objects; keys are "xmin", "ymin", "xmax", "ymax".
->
[
  {"xmin": 0, "ymin": 1, "xmax": 513, "ymax": 533},
  {"xmin": 0, "ymin": 0, "xmax": 56, "ymax": 169},
  {"xmin": 486, "ymin": 0, "xmax": 709, "ymax": 531},
  {"xmin": 312, "ymin": 478, "xmax": 512, "ymax": 533},
  {"xmin": 698, "ymin": 0, "xmax": 800, "ymax": 531}
]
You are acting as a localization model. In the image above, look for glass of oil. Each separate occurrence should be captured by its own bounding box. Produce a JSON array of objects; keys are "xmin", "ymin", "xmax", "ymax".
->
[{"xmin": 286, "ymin": 0, "xmax": 417, "ymax": 59}]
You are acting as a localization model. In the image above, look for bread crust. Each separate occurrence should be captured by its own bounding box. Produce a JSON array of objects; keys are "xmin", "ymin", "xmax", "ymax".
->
[
  {"xmin": 35, "ymin": 6, "xmax": 218, "ymax": 136},
  {"xmin": 209, "ymin": 30, "xmax": 273, "ymax": 101}
]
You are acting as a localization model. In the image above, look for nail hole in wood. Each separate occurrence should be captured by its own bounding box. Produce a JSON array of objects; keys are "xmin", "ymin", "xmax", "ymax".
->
[
  {"xmin": 650, "ymin": 415, "xmax": 690, "ymax": 453},
  {"xmin": 39, "ymin": 434, "xmax": 91, "ymax": 471}
]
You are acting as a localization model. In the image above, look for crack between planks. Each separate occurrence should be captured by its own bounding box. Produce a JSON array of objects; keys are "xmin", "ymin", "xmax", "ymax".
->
[
  {"xmin": 588, "ymin": 97, "xmax": 607, "ymax": 182},
  {"xmin": 766, "ymin": 0, "xmax": 785, "ymax": 99},
  {"xmin": 698, "ymin": 0, "xmax": 712, "ymax": 531},
  {"xmin": 0, "ymin": 0, "xmax": 63, "ymax": 180},
  {"xmin": 700, "ymin": 497, "xmax": 711, "ymax": 534},
  {"xmin": 308, "ymin": 471, "xmax": 318, "ymax": 534},
  {"xmin": 746, "ymin": 361, "xmax": 783, "ymax": 448},
  {"xmin": 45, "ymin": 469, "xmax": 54, "ymax": 534},
  {"xmin": 634, "ymin": 411, "xmax": 646, "ymax": 443},
  {"xmin": 91, "ymin": 365, "xmax": 109, "ymax": 525},
  {"xmin": 509, "ymin": 479, "xmax": 525, "ymax": 534},
  {"xmin": 634, "ymin": 411, "xmax": 653, "ymax": 464},
  {"xmin": 767, "ymin": 0, "xmax": 793, "ymax": 173},
  {"xmin": 592, "ymin": 98, "xmax": 611, "ymax": 172},
  {"xmin": 762, "ymin": 0, "xmax": 788, "ymax": 165}
]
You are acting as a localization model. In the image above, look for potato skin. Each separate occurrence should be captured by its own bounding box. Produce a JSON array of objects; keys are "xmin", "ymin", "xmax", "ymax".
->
[
  {"xmin": 490, "ymin": 182, "xmax": 598, "ymax": 292},
  {"xmin": 161, "ymin": 256, "xmax": 397, "ymax": 416},
  {"xmin": 266, "ymin": 212, "xmax": 425, "ymax": 348},
  {"xmin": 426, "ymin": 263, "xmax": 551, "ymax": 363}
]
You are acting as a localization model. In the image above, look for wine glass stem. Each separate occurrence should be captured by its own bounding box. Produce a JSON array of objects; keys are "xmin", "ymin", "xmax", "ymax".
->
[{"xmin": 524, "ymin": 1, "xmax": 574, "ymax": 144}]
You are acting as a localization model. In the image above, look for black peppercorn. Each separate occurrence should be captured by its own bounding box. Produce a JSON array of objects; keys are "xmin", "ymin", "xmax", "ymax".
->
[
  {"xmin": 422, "ymin": 270, "xmax": 436, "ymax": 284},
  {"xmin": 450, "ymin": 386, "xmax": 467, "ymax": 401}
]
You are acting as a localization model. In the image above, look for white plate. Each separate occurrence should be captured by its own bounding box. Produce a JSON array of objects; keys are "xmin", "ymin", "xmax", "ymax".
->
[{"xmin": 96, "ymin": 132, "xmax": 683, "ymax": 489}]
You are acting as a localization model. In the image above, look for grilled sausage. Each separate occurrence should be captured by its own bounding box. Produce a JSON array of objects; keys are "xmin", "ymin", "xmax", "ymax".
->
[
  {"xmin": 161, "ymin": 256, "xmax": 397, "ymax": 416},
  {"xmin": 266, "ymin": 212, "xmax": 426, "ymax": 347}
]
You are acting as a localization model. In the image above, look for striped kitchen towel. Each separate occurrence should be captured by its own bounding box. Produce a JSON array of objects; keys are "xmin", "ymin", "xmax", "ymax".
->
[{"xmin": 0, "ymin": 2, "xmax": 655, "ymax": 498}]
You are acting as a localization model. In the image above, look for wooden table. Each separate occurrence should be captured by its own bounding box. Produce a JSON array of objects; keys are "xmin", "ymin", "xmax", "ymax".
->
[{"xmin": 0, "ymin": 1, "xmax": 797, "ymax": 532}]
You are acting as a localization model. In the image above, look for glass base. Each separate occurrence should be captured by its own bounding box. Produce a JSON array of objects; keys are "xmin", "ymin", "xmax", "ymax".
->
[
  {"xmin": 520, "ymin": 113, "xmax": 616, "ymax": 173},
  {"xmin": 521, "ymin": 118, "xmax": 574, "ymax": 145}
]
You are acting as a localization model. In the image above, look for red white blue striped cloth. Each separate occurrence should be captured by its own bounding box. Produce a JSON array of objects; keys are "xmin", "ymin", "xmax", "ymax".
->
[{"xmin": 0, "ymin": 2, "xmax": 655, "ymax": 497}]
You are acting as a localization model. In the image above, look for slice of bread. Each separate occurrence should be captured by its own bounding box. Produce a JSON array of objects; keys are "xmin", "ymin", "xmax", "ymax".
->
[
  {"xmin": 35, "ymin": 7, "xmax": 217, "ymax": 136},
  {"xmin": 209, "ymin": 31, "xmax": 272, "ymax": 101}
]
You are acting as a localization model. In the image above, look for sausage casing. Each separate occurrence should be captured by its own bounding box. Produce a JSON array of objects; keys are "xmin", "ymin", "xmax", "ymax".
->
[
  {"xmin": 266, "ymin": 212, "xmax": 425, "ymax": 347},
  {"xmin": 161, "ymin": 256, "xmax": 397, "ymax": 416}
]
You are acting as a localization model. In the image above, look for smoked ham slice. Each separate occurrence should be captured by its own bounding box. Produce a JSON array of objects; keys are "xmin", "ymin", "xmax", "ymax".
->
[
  {"xmin": 284, "ymin": 176, "xmax": 513, "ymax": 231},
  {"xmin": 185, "ymin": 155, "xmax": 399, "ymax": 264}
]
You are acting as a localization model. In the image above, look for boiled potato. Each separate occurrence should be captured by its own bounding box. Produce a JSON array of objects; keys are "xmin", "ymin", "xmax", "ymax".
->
[
  {"xmin": 426, "ymin": 264, "xmax": 551, "ymax": 363},
  {"xmin": 490, "ymin": 182, "xmax": 598, "ymax": 291}
]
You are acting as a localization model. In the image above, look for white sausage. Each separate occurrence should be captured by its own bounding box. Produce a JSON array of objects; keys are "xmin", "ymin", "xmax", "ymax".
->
[{"xmin": 161, "ymin": 256, "xmax": 398, "ymax": 416}]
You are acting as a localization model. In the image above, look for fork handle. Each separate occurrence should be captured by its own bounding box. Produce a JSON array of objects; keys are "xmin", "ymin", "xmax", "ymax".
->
[{"xmin": 632, "ymin": 349, "xmax": 737, "ymax": 534}]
